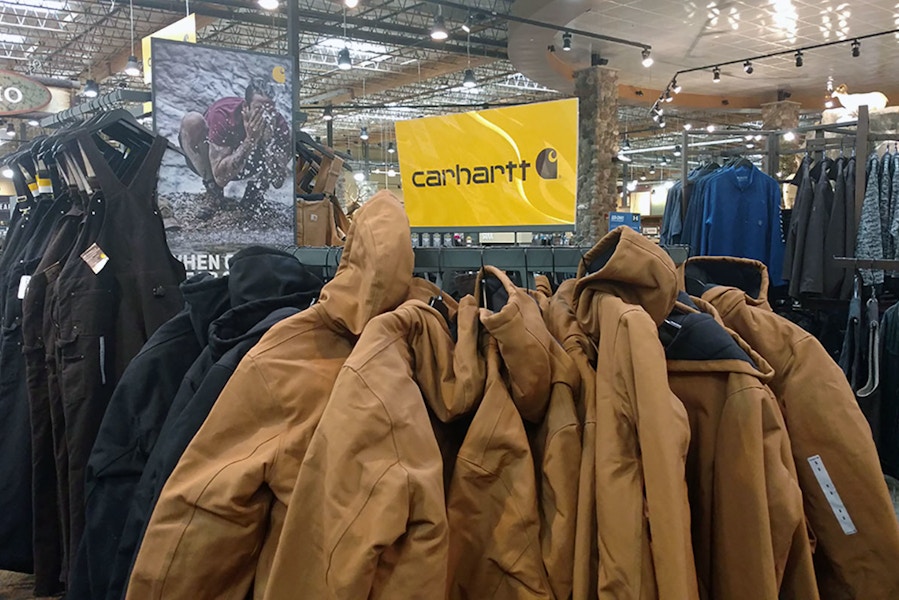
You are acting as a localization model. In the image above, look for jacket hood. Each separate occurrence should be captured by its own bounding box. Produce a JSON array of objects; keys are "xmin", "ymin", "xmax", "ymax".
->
[
  {"xmin": 682, "ymin": 256, "xmax": 771, "ymax": 308},
  {"xmin": 207, "ymin": 292, "xmax": 316, "ymax": 360},
  {"xmin": 180, "ymin": 273, "xmax": 231, "ymax": 347},
  {"xmin": 474, "ymin": 266, "xmax": 557, "ymax": 423},
  {"xmin": 317, "ymin": 191, "xmax": 414, "ymax": 336},
  {"xmin": 574, "ymin": 226, "xmax": 679, "ymax": 326},
  {"xmin": 227, "ymin": 245, "xmax": 323, "ymax": 307}
]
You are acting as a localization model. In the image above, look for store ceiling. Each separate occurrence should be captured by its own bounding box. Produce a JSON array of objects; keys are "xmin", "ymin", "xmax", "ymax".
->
[{"xmin": 1, "ymin": 0, "xmax": 892, "ymax": 157}]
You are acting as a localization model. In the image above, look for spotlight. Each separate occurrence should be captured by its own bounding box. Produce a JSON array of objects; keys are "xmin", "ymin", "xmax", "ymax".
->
[
  {"xmin": 743, "ymin": 60, "xmax": 753, "ymax": 74},
  {"xmin": 462, "ymin": 68, "xmax": 477, "ymax": 88},
  {"xmin": 652, "ymin": 112, "xmax": 660, "ymax": 122},
  {"xmin": 258, "ymin": 0, "xmax": 278, "ymax": 9},
  {"xmin": 337, "ymin": 47, "xmax": 352, "ymax": 70},
  {"xmin": 713, "ymin": 66, "xmax": 721, "ymax": 82},
  {"xmin": 83, "ymin": 79, "xmax": 99, "ymax": 98},
  {"xmin": 430, "ymin": 14, "xmax": 449, "ymax": 40},
  {"xmin": 124, "ymin": 55, "xmax": 141, "ymax": 77},
  {"xmin": 852, "ymin": 39, "xmax": 860, "ymax": 58},
  {"xmin": 707, "ymin": 124, "xmax": 716, "ymax": 132},
  {"xmin": 795, "ymin": 50, "xmax": 803, "ymax": 67},
  {"xmin": 360, "ymin": 127, "xmax": 369, "ymax": 141},
  {"xmin": 323, "ymin": 106, "xmax": 334, "ymax": 121},
  {"xmin": 664, "ymin": 89, "xmax": 673, "ymax": 103},
  {"xmin": 783, "ymin": 130, "xmax": 796, "ymax": 142},
  {"xmin": 562, "ymin": 32, "xmax": 572, "ymax": 52},
  {"xmin": 387, "ymin": 141, "xmax": 396, "ymax": 154},
  {"xmin": 672, "ymin": 79, "xmax": 682, "ymax": 94},
  {"xmin": 344, "ymin": 0, "xmax": 359, "ymax": 7},
  {"xmin": 641, "ymin": 48, "xmax": 653, "ymax": 67},
  {"xmin": 658, "ymin": 119, "xmax": 667, "ymax": 128},
  {"xmin": 673, "ymin": 145, "xmax": 682, "ymax": 157}
]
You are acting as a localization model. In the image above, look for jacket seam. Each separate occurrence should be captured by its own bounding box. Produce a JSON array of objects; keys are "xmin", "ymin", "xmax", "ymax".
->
[{"xmin": 247, "ymin": 356, "xmax": 284, "ymax": 477}]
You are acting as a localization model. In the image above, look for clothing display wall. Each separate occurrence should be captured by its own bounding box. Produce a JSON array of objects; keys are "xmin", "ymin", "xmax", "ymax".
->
[
  {"xmin": 854, "ymin": 149, "xmax": 899, "ymax": 285},
  {"xmin": 661, "ymin": 160, "xmax": 786, "ymax": 284}
]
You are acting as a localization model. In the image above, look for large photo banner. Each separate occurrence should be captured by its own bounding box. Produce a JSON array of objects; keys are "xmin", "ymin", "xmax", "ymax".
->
[
  {"xmin": 152, "ymin": 39, "xmax": 294, "ymax": 275},
  {"xmin": 395, "ymin": 98, "xmax": 578, "ymax": 230}
]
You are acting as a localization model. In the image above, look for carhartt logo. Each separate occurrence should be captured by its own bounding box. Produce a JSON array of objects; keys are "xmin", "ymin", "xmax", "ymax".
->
[
  {"xmin": 535, "ymin": 148, "xmax": 559, "ymax": 179},
  {"xmin": 411, "ymin": 147, "xmax": 563, "ymax": 188}
]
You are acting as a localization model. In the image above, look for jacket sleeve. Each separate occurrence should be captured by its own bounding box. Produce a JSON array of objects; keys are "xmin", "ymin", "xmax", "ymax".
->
[
  {"xmin": 618, "ymin": 311, "xmax": 699, "ymax": 600},
  {"xmin": 264, "ymin": 366, "xmax": 448, "ymax": 600},
  {"xmin": 125, "ymin": 356, "xmax": 282, "ymax": 600}
]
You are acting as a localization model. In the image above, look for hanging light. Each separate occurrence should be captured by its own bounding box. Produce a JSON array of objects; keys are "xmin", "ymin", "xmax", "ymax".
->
[
  {"xmin": 661, "ymin": 155, "xmax": 669, "ymax": 165},
  {"xmin": 649, "ymin": 164, "xmax": 657, "ymax": 174},
  {"xmin": 743, "ymin": 60, "xmax": 753, "ymax": 74},
  {"xmin": 795, "ymin": 50, "xmax": 803, "ymax": 67},
  {"xmin": 344, "ymin": 0, "xmax": 359, "ymax": 7},
  {"xmin": 639, "ymin": 174, "xmax": 647, "ymax": 181},
  {"xmin": 673, "ymin": 145, "xmax": 682, "ymax": 157},
  {"xmin": 1, "ymin": 166, "xmax": 12, "ymax": 178},
  {"xmin": 323, "ymin": 106, "xmax": 333, "ymax": 121},
  {"xmin": 258, "ymin": 0, "xmax": 278, "ymax": 9},
  {"xmin": 851, "ymin": 39, "xmax": 860, "ymax": 58},
  {"xmin": 462, "ymin": 68, "xmax": 477, "ymax": 88},
  {"xmin": 664, "ymin": 89, "xmax": 673, "ymax": 103},
  {"xmin": 641, "ymin": 48, "xmax": 653, "ymax": 67},
  {"xmin": 621, "ymin": 136, "xmax": 631, "ymax": 150},
  {"xmin": 6, "ymin": 122, "xmax": 14, "ymax": 137},
  {"xmin": 672, "ymin": 79, "xmax": 682, "ymax": 94},
  {"xmin": 387, "ymin": 168, "xmax": 397, "ymax": 177},
  {"xmin": 626, "ymin": 180, "xmax": 638, "ymax": 192},
  {"xmin": 617, "ymin": 151, "xmax": 632, "ymax": 163},
  {"xmin": 706, "ymin": 124, "xmax": 716, "ymax": 132},
  {"xmin": 360, "ymin": 126, "xmax": 369, "ymax": 141},
  {"xmin": 658, "ymin": 118, "xmax": 667, "ymax": 129},
  {"xmin": 461, "ymin": 13, "xmax": 474, "ymax": 34},
  {"xmin": 387, "ymin": 141, "xmax": 396, "ymax": 154},
  {"xmin": 783, "ymin": 130, "xmax": 797, "ymax": 142},
  {"xmin": 430, "ymin": 10, "xmax": 449, "ymax": 41},
  {"xmin": 337, "ymin": 47, "xmax": 352, "ymax": 70},
  {"xmin": 683, "ymin": 123, "xmax": 693, "ymax": 131},
  {"xmin": 562, "ymin": 32, "xmax": 572, "ymax": 51},
  {"xmin": 83, "ymin": 79, "xmax": 99, "ymax": 98},
  {"xmin": 712, "ymin": 66, "xmax": 721, "ymax": 82},
  {"xmin": 124, "ymin": 0, "xmax": 142, "ymax": 76},
  {"xmin": 27, "ymin": 119, "xmax": 39, "ymax": 127}
]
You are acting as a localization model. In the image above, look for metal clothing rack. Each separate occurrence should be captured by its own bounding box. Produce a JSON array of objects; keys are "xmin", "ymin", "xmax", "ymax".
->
[
  {"xmin": 289, "ymin": 245, "xmax": 690, "ymax": 288},
  {"xmin": 39, "ymin": 89, "xmax": 151, "ymax": 129}
]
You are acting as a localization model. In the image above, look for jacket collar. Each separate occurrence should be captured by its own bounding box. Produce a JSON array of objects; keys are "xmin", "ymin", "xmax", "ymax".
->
[
  {"xmin": 573, "ymin": 226, "xmax": 679, "ymax": 326},
  {"xmin": 681, "ymin": 256, "xmax": 772, "ymax": 311}
]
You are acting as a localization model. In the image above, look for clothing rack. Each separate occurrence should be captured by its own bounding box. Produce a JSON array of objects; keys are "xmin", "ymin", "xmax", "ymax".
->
[
  {"xmin": 833, "ymin": 257, "xmax": 899, "ymax": 270},
  {"xmin": 39, "ymin": 89, "xmax": 151, "ymax": 129},
  {"xmin": 289, "ymin": 245, "xmax": 690, "ymax": 287}
]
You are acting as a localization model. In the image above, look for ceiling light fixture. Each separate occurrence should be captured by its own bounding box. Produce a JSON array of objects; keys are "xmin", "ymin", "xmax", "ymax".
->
[
  {"xmin": 387, "ymin": 168, "xmax": 397, "ymax": 177},
  {"xmin": 83, "ymin": 79, "xmax": 99, "ymax": 98},
  {"xmin": 562, "ymin": 32, "xmax": 572, "ymax": 51},
  {"xmin": 323, "ymin": 106, "xmax": 333, "ymax": 121},
  {"xmin": 461, "ymin": 13, "xmax": 474, "ymax": 34},
  {"xmin": 258, "ymin": 0, "xmax": 278, "ymax": 9},
  {"xmin": 360, "ymin": 126, "xmax": 369, "ymax": 141},
  {"xmin": 743, "ymin": 60, "xmax": 753, "ymax": 74},
  {"xmin": 852, "ymin": 39, "xmax": 860, "ymax": 57},
  {"xmin": 672, "ymin": 79, "xmax": 682, "ymax": 94},
  {"xmin": 783, "ymin": 130, "xmax": 796, "ymax": 142},
  {"xmin": 795, "ymin": 50, "xmax": 803, "ymax": 67},
  {"xmin": 622, "ymin": 136, "xmax": 631, "ymax": 150},
  {"xmin": 124, "ymin": 0, "xmax": 142, "ymax": 76},
  {"xmin": 649, "ymin": 164, "xmax": 657, "ymax": 174},
  {"xmin": 617, "ymin": 152, "xmax": 632, "ymax": 163},
  {"xmin": 661, "ymin": 156, "xmax": 669, "ymax": 165},
  {"xmin": 387, "ymin": 141, "xmax": 396, "ymax": 154},
  {"xmin": 27, "ymin": 119, "xmax": 39, "ymax": 127},
  {"xmin": 338, "ymin": 7, "xmax": 352, "ymax": 70},
  {"xmin": 354, "ymin": 171, "xmax": 366, "ymax": 182},
  {"xmin": 626, "ymin": 180, "xmax": 637, "ymax": 192},
  {"xmin": 430, "ymin": 8, "xmax": 449, "ymax": 41},
  {"xmin": 684, "ymin": 123, "xmax": 692, "ymax": 131},
  {"xmin": 641, "ymin": 48, "xmax": 653, "ymax": 67},
  {"xmin": 712, "ymin": 66, "xmax": 721, "ymax": 82},
  {"xmin": 707, "ymin": 124, "xmax": 716, "ymax": 132},
  {"xmin": 673, "ymin": 145, "xmax": 682, "ymax": 157},
  {"xmin": 344, "ymin": 0, "xmax": 359, "ymax": 8},
  {"xmin": 658, "ymin": 118, "xmax": 666, "ymax": 128},
  {"xmin": 462, "ymin": 68, "xmax": 477, "ymax": 88},
  {"xmin": 664, "ymin": 89, "xmax": 673, "ymax": 103},
  {"xmin": 640, "ymin": 174, "xmax": 647, "ymax": 181}
]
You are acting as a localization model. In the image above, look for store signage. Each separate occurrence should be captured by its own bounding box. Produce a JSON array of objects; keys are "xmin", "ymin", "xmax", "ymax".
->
[
  {"xmin": 609, "ymin": 212, "xmax": 641, "ymax": 233},
  {"xmin": 396, "ymin": 98, "xmax": 578, "ymax": 229},
  {"xmin": 142, "ymin": 13, "xmax": 197, "ymax": 84},
  {"xmin": 0, "ymin": 71, "xmax": 51, "ymax": 116}
]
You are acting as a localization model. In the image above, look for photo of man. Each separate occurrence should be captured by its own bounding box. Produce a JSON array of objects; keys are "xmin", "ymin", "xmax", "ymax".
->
[
  {"xmin": 152, "ymin": 39, "xmax": 295, "ymax": 265},
  {"xmin": 180, "ymin": 79, "xmax": 291, "ymax": 215}
]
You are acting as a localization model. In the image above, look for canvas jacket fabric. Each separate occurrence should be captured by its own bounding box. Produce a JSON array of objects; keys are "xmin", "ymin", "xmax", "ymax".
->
[
  {"xmin": 545, "ymin": 279, "xmax": 599, "ymax": 600},
  {"xmin": 447, "ymin": 267, "xmax": 580, "ymax": 600},
  {"xmin": 684, "ymin": 256, "xmax": 899, "ymax": 600},
  {"xmin": 264, "ymin": 298, "xmax": 483, "ymax": 600},
  {"xmin": 663, "ymin": 293, "xmax": 818, "ymax": 600},
  {"xmin": 572, "ymin": 226, "xmax": 699, "ymax": 600},
  {"xmin": 125, "ymin": 191, "xmax": 415, "ymax": 600}
]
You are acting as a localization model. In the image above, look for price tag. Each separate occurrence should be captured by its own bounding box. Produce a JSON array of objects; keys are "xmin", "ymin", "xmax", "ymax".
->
[{"xmin": 80, "ymin": 243, "xmax": 109, "ymax": 275}]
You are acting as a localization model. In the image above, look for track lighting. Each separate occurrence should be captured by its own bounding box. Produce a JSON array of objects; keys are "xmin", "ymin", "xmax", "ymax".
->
[
  {"xmin": 258, "ymin": 0, "xmax": 278, "ymax": 9},
  {"xmin": 430, "ymin": 14, "xmax": 449, "ymax": 41},
  {"xmin": 462, "ymin": 68, "xmax": 477, "ymax": 88},
  {"xmin": 664, "ymin": 89, "xmax": 673, "ymax": 103},
  {"xmin": 795, "ymin": 50, "xmax": 803, "ymax": 67},
  {"xmin": 673, "ymin": 145, "xmax": 682, "ymax": 157},
  {"xmin": 652, "ymin": 112, "xmax": 660, "ymax": 122},
  {"xmin": 656, "ymin": 106, "xmax": 664, "ymax": 116},
  {"xmin": 672, "ymin": 79, "xmax": 682, "ymax": 94},
  {"xmin": 562, "ymin": 32, "xmax": 572, "ymax": 52},
  {"xmin": 852, "ymin": 39, "xmax": 860, "ymax": 58},
  {"xmin": 712, "ymin": 66, "xmax": 720, "ymax": 82},
  {"xmin": 658, "ymin": 119, "xmax": 666, "ymax": 129},
  {"xmin": 360, "ymin": 127, "xmax": 369, "ymax": 141},
  {"xmin": 344, "ymin": 0, "xmax": 359, "ymax": 7},
  {"xmin": 743, "ymin": 60, "xmax": 753, "ymax": 74},
  {"xmin": 641, "ymin": 48, "xmax": 653, "ymax": 67},
  {"xmin": 323, "ymin": 106, "xmax": 333, "ymax": 121},
  {"xmin": 387, "ymin": 142, "xmax": 396, "ymax": 154},
  {"xmin": 124, "ymin": 55, "xmax": 141, "ymax": 77},
  {"xmin": 337, "ymin": 47, "xmax": 352, "ymax": 70},
  {"xmin": 83, "ymin": 79, "xmax": 99, "ymax": 98},
  {"xmin": 6, "ymin": 122, "xmax": 14, "ymax": 137}
]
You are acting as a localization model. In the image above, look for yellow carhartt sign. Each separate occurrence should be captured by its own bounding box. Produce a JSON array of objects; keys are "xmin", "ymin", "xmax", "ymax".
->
[
  {"xmin": 142, "ymin": 14, "xmax": 197, "ymax": 84},
  {"xmin": 395, "ymin": 98, "xmax": 578, "ymax": 229}
]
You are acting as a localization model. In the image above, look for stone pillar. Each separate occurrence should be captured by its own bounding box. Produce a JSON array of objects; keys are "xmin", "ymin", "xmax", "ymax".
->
[
  {"xmin": 762, "ymin": 100, "xmax": 802, "ymax": 182},
  {"xmin": 574, "ymin": 66, "xmax": 619, "ymax": 245}
]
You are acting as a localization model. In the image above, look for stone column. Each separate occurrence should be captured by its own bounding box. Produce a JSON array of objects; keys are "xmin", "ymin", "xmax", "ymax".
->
[
  {"xmin": 762, "ymin": 100, "xmax": 802, "ymax": 183},
  {"xmin": 574, "ymin": 66, "xmax": 619, "ymax": 245}
]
